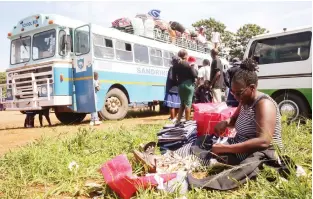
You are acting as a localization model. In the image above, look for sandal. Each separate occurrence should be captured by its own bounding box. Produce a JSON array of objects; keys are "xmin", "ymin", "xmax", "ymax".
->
[
  {"xmin": 139, "ymin": 142, "xmax": 156, "ymax": 155},
  {"xmin": 133, "ymin": 150, "xmax": 157, "ymax": 173}
]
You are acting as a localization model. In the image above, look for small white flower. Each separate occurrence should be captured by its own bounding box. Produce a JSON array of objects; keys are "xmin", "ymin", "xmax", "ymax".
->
[{"xmin": 68, "ymin": 161, "xmax": 79, "ymax": 172}]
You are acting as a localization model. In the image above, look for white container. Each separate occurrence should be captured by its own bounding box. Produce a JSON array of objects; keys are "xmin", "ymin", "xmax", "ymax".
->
[
  {"xmin": 130, "ymin": 17, "xmax": 144, "ymax": 36},
  {"xmin": 144, "ymin": 18, "xmax": 155, "ymax": 38}
]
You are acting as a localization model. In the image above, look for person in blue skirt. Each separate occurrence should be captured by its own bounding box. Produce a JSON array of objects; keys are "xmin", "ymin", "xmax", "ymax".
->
[{"xmin": 164, "ymin": 56, "xmax": 181, "ymax": 123}]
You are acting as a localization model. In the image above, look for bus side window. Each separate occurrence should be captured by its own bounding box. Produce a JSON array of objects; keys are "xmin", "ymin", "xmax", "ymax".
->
[
  {"xmin": 115, "ymin": 40, "xmax": 133, "ymax": 62},
  {"xmin": 252, "ymin": 38, "xmax": 276, "ymax": 65},
  {"xmin": 150, "ymin": 48, "xmax": 163, "ymax": 66},
  {"xmin": 93, "ymin": 34, "xmax": 114, "ymax": 59},
  {"xmin": 275, "ymin": 31, "xmax": 311, "ymax": 63},
  {"xmin": 163, "ymin": 50, "xmax": 172, "ymax": 67},
  {"xmin": 59, "ymin": 30, "xmax": 72, "ymax": 56},
  {"xmin": 134, "ymin": 44, "xmax": 149, "ymax": 64}
]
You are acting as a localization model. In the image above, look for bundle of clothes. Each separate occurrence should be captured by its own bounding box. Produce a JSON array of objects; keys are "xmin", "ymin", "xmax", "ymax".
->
[
  {"xmin": 157, "ymin": 120, "xmax": 197, "ymax": 154},
  {"xmin": 111, "ymin": 10, "xmax": 209, "ymax": 47}
]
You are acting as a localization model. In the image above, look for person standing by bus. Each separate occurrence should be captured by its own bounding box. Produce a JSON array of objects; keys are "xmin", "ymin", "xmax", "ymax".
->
[
  {"xmin": 164, "ymin": 56, "xmax": 181, "ymax": 123},
  {"xmin": 90, "ymin": 72, "xmax": 102, "ymax": 126},
  {"xmin": 210, "ymin": 49, "xmax": 224, "ymax": 103},
  {"xmin": 225, "ymin": 58, "xmax": 241, "ymax": 107},
  {"xmin": 172, "ymin": 49, "xmax": 197, "ymax": 123}
]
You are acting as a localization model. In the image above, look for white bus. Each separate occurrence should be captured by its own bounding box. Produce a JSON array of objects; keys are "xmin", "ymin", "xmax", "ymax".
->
[
  {"xmin": 244, "ymin": 26, "xmax": 312, "ymax": 122},
  {"xmin": 0, "ymin": 14, "xmax": 229, "ymax": 124}
]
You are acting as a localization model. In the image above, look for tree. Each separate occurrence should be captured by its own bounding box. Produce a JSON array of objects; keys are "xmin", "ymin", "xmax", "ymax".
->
[
  {"xmin": 0, "ymin": 72, "xmax": 6, "ymax": 97},
  {"xmin": 192, "ymin": 18, "xmax": 227, "ymax": 42},
  {"xmin": 230, "ymin": 24, "xmax": 269, "ymax": 59},
  {"xmin": 221, "ymin": 30, "xmax": 235, "ymax": 49},
  {"xmin": 0, "ymin": 72, "xmax": 6, "ymax": 84}
]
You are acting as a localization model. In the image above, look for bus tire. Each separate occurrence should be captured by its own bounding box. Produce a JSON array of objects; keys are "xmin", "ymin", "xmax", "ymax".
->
[
  {"xmin": 274, "ymin": 92, "xmax": 309, "ymax": 123},
  {"xmin": 99, "ymin": 88, "xmax": 128, "ymax": 120},
  {"xmin": 55, "ymin": 111, "xmax": 86, "ymax": 125}
]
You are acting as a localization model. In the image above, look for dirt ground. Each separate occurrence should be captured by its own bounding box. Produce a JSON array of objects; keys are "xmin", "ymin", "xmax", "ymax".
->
[{"xmin": 0, "ymin": 111, "xmax": 168, "ymax": 156}]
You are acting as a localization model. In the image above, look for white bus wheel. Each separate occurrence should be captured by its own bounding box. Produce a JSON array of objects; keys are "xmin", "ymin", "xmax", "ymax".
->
[
  {"xmin": 274, "ymin": 92, "xmax": 309, "ymax": 123},
  {"xmin": 99, "ymin": 88, "xmax": 129, "ymax": 120}
]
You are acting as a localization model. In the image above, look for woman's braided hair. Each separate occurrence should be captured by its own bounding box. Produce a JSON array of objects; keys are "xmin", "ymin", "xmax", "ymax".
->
[{"xmin": 232, "ymin": 58, "xmax": 259, "ymax": 86}]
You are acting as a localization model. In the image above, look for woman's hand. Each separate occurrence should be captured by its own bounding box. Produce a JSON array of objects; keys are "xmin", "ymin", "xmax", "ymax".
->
[
  {"xmin": 211, "ymin": 143, "xmax": 229, "ymax": 154},
  {"xmin": 214, "ymin": 120, "xmax": 228, "ymax": 135}
]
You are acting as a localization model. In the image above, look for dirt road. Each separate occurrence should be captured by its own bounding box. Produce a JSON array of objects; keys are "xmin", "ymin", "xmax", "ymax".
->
[{"xmin": 0, "ymin": 111, "xmax": 168, "ymax": 155}]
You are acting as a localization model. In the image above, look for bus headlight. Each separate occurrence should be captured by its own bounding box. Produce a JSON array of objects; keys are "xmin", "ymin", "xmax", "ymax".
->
[
  {"xmin": 7, "ymin": 90, "xmax": 12, "ymax": 98},
  {"xmin": 41, "ymin": 86, "xmax": 47, "ymax": 95}
]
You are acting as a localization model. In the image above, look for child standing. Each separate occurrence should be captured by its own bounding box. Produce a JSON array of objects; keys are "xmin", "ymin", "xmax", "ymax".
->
[{"xmin": 90, "ymin": 72, "xmax": 102, "ymax": 126}]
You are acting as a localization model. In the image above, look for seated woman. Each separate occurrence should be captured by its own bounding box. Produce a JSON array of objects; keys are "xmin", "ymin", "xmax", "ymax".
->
[{"xmin": 174, "ymin": 58, "xmax": 283, "ymax": 165}]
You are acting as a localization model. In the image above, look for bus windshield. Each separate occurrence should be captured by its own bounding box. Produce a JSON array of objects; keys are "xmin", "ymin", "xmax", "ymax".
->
[
  {"xmin": 10, "ymin": 36, "xmax": 31, "ymax": 65},
  {"xmin": 33, "ymin": 29, "xmax": 56, "ymax": 60}
]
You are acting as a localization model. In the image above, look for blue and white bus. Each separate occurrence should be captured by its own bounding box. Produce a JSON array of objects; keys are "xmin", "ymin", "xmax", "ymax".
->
[{"xmin": 1, "ymin": 14, "xmax": 229, "ymax": 124}]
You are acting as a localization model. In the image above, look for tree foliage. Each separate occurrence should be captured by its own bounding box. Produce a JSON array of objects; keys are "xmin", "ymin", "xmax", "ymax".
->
[
  {"xmin": 230, "ymin": 24, "xmax": 269, "ymax": 59},
  {"xmin": 192, "ymin": 18, "xmax": 269, "ymax": 60},
  {"xmin": 0, "ymin": 72, "xmax": 6, "ymax": 84},
  {"xmin": 192, "ymin": 18, "xmax": 226, "ymax": 42}
]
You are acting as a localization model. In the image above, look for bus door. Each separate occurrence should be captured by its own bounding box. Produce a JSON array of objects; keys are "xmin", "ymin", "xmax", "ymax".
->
[{"xmin": 72, "ymin": 24, "xmax": 96, "ymax": 113}]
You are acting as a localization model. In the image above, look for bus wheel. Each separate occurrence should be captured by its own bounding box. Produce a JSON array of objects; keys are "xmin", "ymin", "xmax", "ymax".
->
[
  {"xmin": 99, "ymin": 88, "xmax": 128, "ymax": 120},
  {"xmin": 55, "ymin": 111, "xmax": 86, "ymax": 125},
  {"xmin": 274, "ymin": 92, "xmax": 309, "ymax": 123}
]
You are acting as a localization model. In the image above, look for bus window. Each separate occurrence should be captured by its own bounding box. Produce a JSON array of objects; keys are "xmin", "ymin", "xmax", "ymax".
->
[
  {"xmin": 252, "ymin": 31, "xmax": 312, "ymax": 65},
  {"xmin": 74, "ymin": 25, "xmax": 90, "ymax": 56},
  {"xmin": 134, "ymin": 44, "xmax": 149, "ymax": 64},
  {"xmin": 59, "ymin": 30, "xmax": 72, "ymax": 56},
  {"xmin": 150, "ymin": 48, "xmax": 163, "ymax": 66},
  {"xmin": 163, "ymin": 50, "xmax": 173, "ymax": 67},
  {"xmin": 276, "ymin": 31, "xmax": 311, "ymax": 63},
  {"xmin": 93, "ymin": 34, "xmax": 114, "ymax": 59},
  {"xmin": 10, "ymin": 36, "xmax": 31, "ymax": 65},
  {"xmin": 33, "ymin": 29, "xmax": 56, "ymax": 60},
  {"xmin": 115, "ymin": 40, "xmax": 133, "ymax": 62}
]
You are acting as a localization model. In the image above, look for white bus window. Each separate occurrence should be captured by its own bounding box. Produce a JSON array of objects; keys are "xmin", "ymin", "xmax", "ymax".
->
[
  {"xmin": 93, "ymin": 34, "xmax": 114, "ymax": 59},
  {"xmin": 10, "ymin": 36, "xmax": 31, "ymax": 65},
  {"xmin": 150, "ymin": 48, "xmax": 163, "ymax": 66},
  {"xmin": 252, "ymin": 38, "xmax": 277, "ymax": 65},
  {"xmin": 134, "ymin": 44, "xmax": 149, "ymax": 64},
  {"xmin": 163, "ymin": 51, "xmax": 175, "ymax": 67},
  {"xmin": 252, "ymin": 31, "xmax": 312, "ymax": 65},
  {"xmin": 33, "ymin": 29, "xmax": 56, "ymax": 60},
  {"xmin": 276, "ymin": 31, "xmax": 311, "ymax": 63},
  {"xmin": 115, "ymin": 40, "xmax": 133, "ymax": 62},
  {"xmin": 59, "ymin": 30, "xmax": 72, "ymax": 56},
  {"xmin": 74, "ymin": 25, "xmax": 90, "ymax": 56}
]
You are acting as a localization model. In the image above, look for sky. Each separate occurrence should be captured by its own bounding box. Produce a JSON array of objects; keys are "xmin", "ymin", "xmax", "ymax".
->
[{"xmin": 0, "ymin": 1, "xmax": 312, "ymax": 71}]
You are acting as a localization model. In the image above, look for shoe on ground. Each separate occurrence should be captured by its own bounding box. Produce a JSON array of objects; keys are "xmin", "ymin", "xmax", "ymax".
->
[
  {"xmin": 94, "ymin": 121, "xmax": 102, "ymax": 126},
  {"xmin": 90, "ymin": 121, "xmax": 95, "ymax": 126}
]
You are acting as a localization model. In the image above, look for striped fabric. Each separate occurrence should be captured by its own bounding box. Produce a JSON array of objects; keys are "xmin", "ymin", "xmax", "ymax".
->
[
  {"xmin": 174, "ymin": 93, "xmax": 283, "ymax": 165},
  {"xmin": 227, "ymin": 93, "xmax": 283, "ymax": 161}
]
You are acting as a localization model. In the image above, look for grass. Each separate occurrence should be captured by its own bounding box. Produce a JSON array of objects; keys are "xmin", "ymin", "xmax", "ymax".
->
[{"xmin": 0, "ymin": 119, "xmax": 311, "ymax": 199}]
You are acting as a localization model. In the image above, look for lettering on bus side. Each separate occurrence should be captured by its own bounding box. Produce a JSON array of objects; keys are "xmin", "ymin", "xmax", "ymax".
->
[
  {"xmin": 136, "ymin": 67, "xmax": 168, "ymax": 77},
  {"xmin": 22, "ymin": 20, "xmax": 38, "ymax": 28}
]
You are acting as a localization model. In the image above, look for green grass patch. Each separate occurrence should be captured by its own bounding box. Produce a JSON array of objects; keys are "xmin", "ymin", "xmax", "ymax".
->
[{"xmin": 0, "ymin": 120, "xmax": 311, "ymax": 199}]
